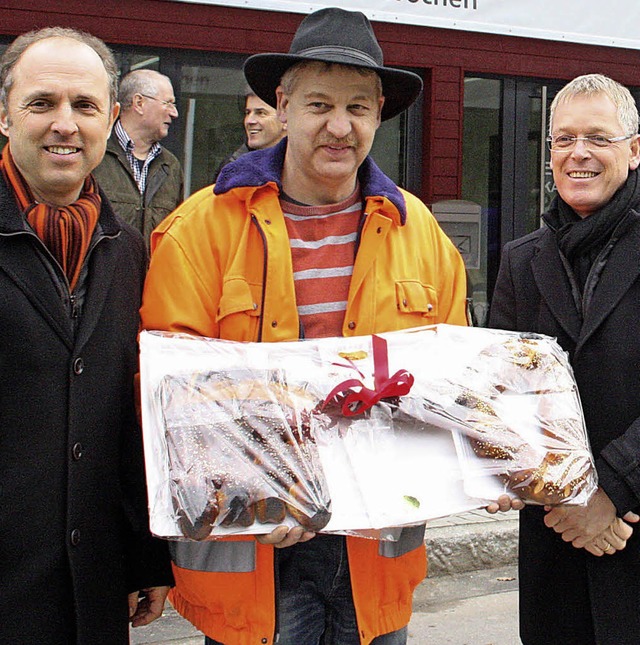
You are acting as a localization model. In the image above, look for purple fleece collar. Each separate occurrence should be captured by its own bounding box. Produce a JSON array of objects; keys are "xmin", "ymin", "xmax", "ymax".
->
[{"xmin": 214, "ymin": 138, "xmax": 408, "ymax": 224}]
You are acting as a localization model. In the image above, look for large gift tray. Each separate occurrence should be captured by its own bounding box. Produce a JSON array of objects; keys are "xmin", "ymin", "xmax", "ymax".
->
[{"xmin": 139, "ymin": 325, "xmax": 597, "ymax": 540}]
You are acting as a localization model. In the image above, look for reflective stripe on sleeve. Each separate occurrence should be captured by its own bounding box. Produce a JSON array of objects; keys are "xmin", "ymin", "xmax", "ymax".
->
[
  {"xmin": 170, "ymin": 539, "xmax": 257, "ymax": 572},
  {"xmin": 378, "ymin": 524, "xmax": 425, "ymax": 558}
]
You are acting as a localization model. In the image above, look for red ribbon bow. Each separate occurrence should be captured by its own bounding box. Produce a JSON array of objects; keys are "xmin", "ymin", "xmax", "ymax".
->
[{"xmin": 321, "ymin": 335, "xmax": 414, "ymax": 417}]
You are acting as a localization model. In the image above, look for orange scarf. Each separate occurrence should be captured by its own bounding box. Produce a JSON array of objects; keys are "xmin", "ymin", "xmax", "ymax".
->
[{"xmin": 0, "ymin": 143, "xmax": 101, "ymax": 292}]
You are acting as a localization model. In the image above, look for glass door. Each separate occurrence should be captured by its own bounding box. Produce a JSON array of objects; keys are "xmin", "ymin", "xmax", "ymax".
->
[
  {"xmin": 461, "ymin": 76, "xmax": 565, "ymax": 324},
  {"xmin": 502, "ymin": 79, "xmax": 565, "ymax": 243},
  {"xmin": 459, "ymin": 76, "xmax": 502, "ymax": 326}
]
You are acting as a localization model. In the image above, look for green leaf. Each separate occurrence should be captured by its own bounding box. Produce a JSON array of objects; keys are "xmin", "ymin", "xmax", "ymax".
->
[{"xmin": 403, "ymin": 495, "xmax": 420, "ymax": 508}]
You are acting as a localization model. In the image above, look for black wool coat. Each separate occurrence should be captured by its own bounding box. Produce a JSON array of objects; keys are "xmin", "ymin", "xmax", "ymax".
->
[
  {"xmin": 0, "ymin": 178, "xmax": 173, "ymax": 644},
  {"xmin": 490, "ymin": 210, "xmax": 640, "ymax": 645}
]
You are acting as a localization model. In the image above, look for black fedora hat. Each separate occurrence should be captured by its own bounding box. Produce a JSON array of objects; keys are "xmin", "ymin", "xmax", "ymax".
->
[{"xmin": 243, "ymin": 8, "xmax": 423, "ymax": 122}]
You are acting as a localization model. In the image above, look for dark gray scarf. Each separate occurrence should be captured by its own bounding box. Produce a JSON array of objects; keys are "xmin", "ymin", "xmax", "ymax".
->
[{"xmin": 543, "ymin": 168, "xmax": 640, "ymax": 291}]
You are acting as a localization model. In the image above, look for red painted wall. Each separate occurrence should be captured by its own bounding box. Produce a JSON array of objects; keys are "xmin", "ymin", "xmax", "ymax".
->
[{"xmin": 2, "ymin": 0, "xmax": 639, "ymax": 203}]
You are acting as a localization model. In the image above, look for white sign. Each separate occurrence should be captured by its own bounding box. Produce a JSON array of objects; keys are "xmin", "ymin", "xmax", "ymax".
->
[{"xmin": 173, "ymin": 0, "xmax": 640, "ymax": 50}]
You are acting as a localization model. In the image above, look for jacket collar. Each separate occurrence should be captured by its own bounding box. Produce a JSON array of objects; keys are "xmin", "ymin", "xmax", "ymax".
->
[
  {"xmin": 213, "ymin": 137, "xmax": 408, "ymax": 223},
  {"xmin": 105, "ymin": 129, "xmax": 123, "ymax": 156},
  {"xmin": 0, "ymin": 173, "xmax": 123, "ymax": 351},
  {"xmin": 532, "ymin": 210, "xmax": 640, "ymax": 352},
  {"xmin": 577, "ymin": 210, "xmax": 640, "ymax": 349},
  {"xmin": 531, "ymin": 227, "xmax": 582, "ymax": 343}
]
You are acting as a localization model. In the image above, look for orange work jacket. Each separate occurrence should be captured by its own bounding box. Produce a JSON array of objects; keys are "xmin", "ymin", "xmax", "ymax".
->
[{"xmin": 141, "ymin": 148, "xmax": 468, "ymax": 644}]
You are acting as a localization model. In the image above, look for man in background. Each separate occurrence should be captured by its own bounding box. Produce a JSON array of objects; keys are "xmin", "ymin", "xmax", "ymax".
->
[
  {"xmin": 213, "ymin": 87, "xmax": 286, "ymax": 179},
  {"xmin": 94, "ymin": 68, "xmax": 183, "ymax": 249}
]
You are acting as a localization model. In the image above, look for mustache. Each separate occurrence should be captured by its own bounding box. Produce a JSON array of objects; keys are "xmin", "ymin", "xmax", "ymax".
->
[{"xmin": 317, "ymin": 136, "xmax": 358, "ymax": 147}]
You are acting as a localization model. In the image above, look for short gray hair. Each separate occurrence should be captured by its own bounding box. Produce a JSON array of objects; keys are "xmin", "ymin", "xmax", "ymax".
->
[
  {"xmin": 0, "ymin": 26, "xmax": 118, "ymax": 110},
  {"xmin": 118, "ymin": 69, "xmax": 172, "ymax": 109},
  {"xmin": 550, "ymin": 73, "xmax": 639, "ymax": 137},
  {"xmin": 279, "ymin": 60, "xmax": 382, "ymax": 101}
]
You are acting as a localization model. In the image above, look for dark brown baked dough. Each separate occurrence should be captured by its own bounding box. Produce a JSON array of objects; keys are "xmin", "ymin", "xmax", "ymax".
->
[
  {"xmin": 453, "ymin": 335, "xmax": 594, "ymax": 505},
  {"xmin": 159, "ymin": 370, "xmax": 332, "ymax": 539}
]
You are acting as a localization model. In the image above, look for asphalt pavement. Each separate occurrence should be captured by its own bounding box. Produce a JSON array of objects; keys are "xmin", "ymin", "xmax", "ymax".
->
[{"xmin": 131, "ymin": 509, "xmax": 521, "ymax": 645}]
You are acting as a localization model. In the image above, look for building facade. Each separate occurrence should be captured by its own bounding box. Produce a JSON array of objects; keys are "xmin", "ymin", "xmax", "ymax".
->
[{"xmin": 1, "ymin": 0, "xmax": 639, "ymax": 323}]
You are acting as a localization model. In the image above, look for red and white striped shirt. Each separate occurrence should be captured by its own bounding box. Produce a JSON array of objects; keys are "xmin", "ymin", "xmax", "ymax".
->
[{"xmin": 281, "ymin": 187, "xmax": 362, "ymax": 339}]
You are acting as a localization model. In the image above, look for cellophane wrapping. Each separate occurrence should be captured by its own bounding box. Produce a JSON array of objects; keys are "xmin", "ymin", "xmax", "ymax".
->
[{"xmin": 139, "ymin": 325, "xmax": 597, "ymax": 541}]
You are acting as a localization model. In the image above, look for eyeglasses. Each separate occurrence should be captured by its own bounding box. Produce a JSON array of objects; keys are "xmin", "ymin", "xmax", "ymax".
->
[
  {"xmin": 546, "ymin": 133, "xmax": 634, "ymax": 152},
  {"xmin": 139, "ymin": 93, "xmax": 177, "ymax": 109}
]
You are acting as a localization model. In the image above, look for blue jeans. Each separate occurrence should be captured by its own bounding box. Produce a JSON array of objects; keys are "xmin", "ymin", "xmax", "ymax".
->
[
  {"xmin": 204, "ymin": 628, "xmax": 406, "ymax": 644},
  {"xmin": 204, "ymin": 535, "xmax": 408, "ymax": 645}
]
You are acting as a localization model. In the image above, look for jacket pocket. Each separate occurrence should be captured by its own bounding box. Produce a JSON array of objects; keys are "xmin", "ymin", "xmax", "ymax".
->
[
  {"xmin": 395, "ymin": 281, "xmax": 438, "ymax": 320},
  {"xmin": 216, "ymin": 278, "xmax": 261, "ymax": 340}
]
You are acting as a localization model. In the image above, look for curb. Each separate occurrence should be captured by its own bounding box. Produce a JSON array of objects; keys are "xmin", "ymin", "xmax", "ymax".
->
[{"xmin": 425, "ymin": 517, "xmax": 519, "ymax": 577}]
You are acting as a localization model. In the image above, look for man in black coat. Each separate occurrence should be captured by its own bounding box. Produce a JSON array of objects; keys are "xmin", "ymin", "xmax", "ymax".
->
[
  {"xmin": 0, "ymin": 27, "xmax": 173, "ymax": 643},
  {"xmin": 490, "ymin": 74, "xmax": 640, "ymax": 644}
]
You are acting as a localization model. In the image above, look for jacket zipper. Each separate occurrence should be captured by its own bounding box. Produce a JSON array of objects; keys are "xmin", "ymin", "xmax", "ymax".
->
[
  {"xmin": 69, "ymin": 293, "xmax": 79, "ymax": 320},
  {"xmin": 250, "ymin": 213, "xmax": 269, "ymax": 343},
  {"xmin": 2, "ymin": 227, "xmax": 119, "ymax": 320},
  {"xmin": 249, "ymin": 213, "xmax": 280, "ymax": 643}
]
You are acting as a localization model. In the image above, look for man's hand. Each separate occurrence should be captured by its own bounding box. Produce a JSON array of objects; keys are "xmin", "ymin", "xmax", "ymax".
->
[
  {"xmin": 485, "ymin": 493, "xmax": 525, "ymax": 514},
  {"xmin": 544, "ymin": 487, "xmax": 617, "ymax": 548},
  {"xmin": 256, "ymin": 525, "xmax": 316, "ymax": 549},
  {"xmin": 129, "ymin": 585, "xmax": 171, "ymax": 627},
  {"xmin": 584, "ymin": 516, "xmax": 635, "ymax": 556}
]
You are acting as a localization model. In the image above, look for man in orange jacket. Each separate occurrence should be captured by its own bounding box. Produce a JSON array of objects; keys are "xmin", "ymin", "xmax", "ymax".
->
[{"xmin": 141, "ymin": 8, "xmax": 515, "ymax": 644}]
